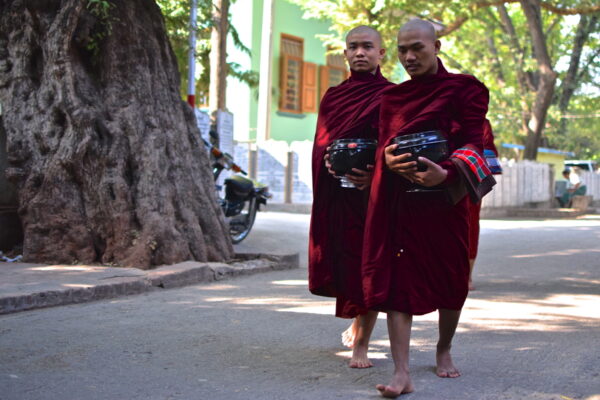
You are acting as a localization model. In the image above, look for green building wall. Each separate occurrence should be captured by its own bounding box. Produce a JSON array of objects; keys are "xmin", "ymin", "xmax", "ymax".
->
[{"xmin": 249, "ymin": 0, "xmax": 334, "ymax": 143}]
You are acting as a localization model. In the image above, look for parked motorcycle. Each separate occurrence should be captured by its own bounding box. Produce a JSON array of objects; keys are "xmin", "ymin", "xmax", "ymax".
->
[{"xmin": 203, "ymin": 139, "xmax": 271, "ymax": 244}]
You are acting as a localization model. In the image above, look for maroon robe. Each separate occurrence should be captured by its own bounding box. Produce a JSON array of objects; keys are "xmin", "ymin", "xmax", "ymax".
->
[
  {"xmin": 309, "ymin": 66, "xmax": 393, "ymax": 318},
  {"xmin": 468, "ymin": 119, "xmax": 498, "ymax": 259},
  {"xmin": 362, "ymin": 59, "xmax": 489, "ymax": 315}
]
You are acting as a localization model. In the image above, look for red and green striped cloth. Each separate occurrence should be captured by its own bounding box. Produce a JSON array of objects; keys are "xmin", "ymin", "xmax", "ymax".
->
[{"xmin": 450, "ymin": 147, "xmax": 491, "ymax": 183}]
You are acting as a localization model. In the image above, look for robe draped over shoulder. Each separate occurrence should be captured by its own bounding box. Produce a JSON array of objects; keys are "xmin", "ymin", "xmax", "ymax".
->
[
  {"xmin": 362, "ymin": 59, "xmax": 489, "ymax": 315},
  {"xmin": 309, "ymin": 66, "xmax": 393, "ymax": 318}
]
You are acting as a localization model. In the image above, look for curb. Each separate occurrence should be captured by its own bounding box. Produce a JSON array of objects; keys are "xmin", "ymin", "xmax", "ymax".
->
[
  {"xmin": 481, "ymin": 207, "xmax": 597, "ymax": 219},
  {"xmin": 0, "ymin": 253, "xmax": 299, "ymax": 315},
  {"xmin": 266, "ymin": 203, "xmax": 598, "ymax": 218}
]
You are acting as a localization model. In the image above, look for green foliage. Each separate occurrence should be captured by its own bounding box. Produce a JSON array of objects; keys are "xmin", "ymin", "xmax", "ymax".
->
[
  {"xmin": 546, "ymin": 95, "xmax": 600, "ymax": 160},
  {"xmin": 85, "ymin": 0, "xmax": 117, "ymax": 59},
  {"xmin": 87, "ymin": 0, "xmax": 114, "ymax": 20},
  {"xmin": 156, "ymin": 0, "xmax": 258, "ymax": 101},
  {"xmin": 291, "ymin": 0, "xmax": 600, "ymax": 159}
]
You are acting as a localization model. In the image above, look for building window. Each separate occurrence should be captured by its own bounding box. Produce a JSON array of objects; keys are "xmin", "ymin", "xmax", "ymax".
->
[
  {"xmin": 301, "ymin": 62, "xmax": 317, "ymax": 113},
  {"xmin": 280, "ymin": 34, "xmax": 304, "ymax": 114},
  {"xmin": 319, "ymin": 52, "xmax": 349, "ymax": 100}
]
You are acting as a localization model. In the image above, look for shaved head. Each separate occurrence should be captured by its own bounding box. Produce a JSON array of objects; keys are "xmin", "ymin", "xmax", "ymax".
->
[
  {"xmin": 396, "ymin": 18, "xmax": 440, "ymax": 77},
  {"xmin": 398, "ymin": 18, "xmax": 437, "ymax": 42},
  {"xmin": 345, "ymin": 25, "xmax": 382, "ymax": 47},
  {"xmin": 344, "ymin": 25, "xmax": 385, "ymax": 74}
]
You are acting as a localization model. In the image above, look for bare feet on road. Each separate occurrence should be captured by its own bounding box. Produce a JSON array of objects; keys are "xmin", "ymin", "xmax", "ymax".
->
[
  {"xmin": 341, "ymin": 319, "xmax": 358, "ymax": 348},
  {"xmin": 436, "ymin": 345, "xmax": 460, "ymax": 378},
  {"xmin": 349, "ymin": 344, "xmax": 373, "ymax": 368},
  {"xmin": 376, "ymin": 370, "xmax": 414, "ymax": 398}
]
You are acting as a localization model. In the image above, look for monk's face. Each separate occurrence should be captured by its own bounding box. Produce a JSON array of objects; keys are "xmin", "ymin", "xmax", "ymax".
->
[
  {"xmin": 397, "ymin": 29, "xmax": 440, "ymax": 77},
  {"xmin": 344, "ymin": 31, "xmax": 385, "ymax": 74}
]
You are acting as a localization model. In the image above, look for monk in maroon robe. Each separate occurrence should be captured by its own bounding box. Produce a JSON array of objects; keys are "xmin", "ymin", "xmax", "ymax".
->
[
  {"xmin": 361, "ymin": 20, "xmax": 489, "ymax": 397},
  {"xmin": 309, "ymin": 26, "xmax": 393, "ymax": 368}
]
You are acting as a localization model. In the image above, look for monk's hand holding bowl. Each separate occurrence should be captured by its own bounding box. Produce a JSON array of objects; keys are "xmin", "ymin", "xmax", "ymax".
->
[
  {"xmin": 324, "ymin": 147, "xmax": 338, "ymax": 177},
  {"xmin": 385, "ymin": 144, "xmax": 418, "ymax": 181},
  {"xmin": 345, "ymin": 164, "xmax": 374, "ymax": 191},
  {"xmin": 411, "ymin": 157, "xmax": 448, "ymax": 187}
]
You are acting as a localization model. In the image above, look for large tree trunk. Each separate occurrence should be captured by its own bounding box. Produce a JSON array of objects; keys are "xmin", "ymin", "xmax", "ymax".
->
[
  {"xmin": 209, "ymin": 0, "xmax": 229, "ymax": 112},
  {"xmin": 520, "ymin": 0, "xmax": 558, "ymax": 160},
  {"xmin": 496, "ymin": 4, "xmax": 534, "ymax": 138},
  {"xmin": 0, "ymin": 0, "xmax": 234, "ymax": 268}
]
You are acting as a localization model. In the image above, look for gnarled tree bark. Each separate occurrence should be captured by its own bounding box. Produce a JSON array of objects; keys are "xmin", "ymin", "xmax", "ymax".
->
[{"xmin": 0, "ymin": 0, "xmax": 234, "ymax": 268}]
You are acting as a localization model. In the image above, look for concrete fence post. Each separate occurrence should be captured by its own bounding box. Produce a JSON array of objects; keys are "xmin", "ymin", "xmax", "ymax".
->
[
  {"xmin": 284, "ymin": 151, "xmax": 294, "ymax": 204},
  {"xmin": 249, "ymin": 147, "xmax": 257, "ymax": 180}
]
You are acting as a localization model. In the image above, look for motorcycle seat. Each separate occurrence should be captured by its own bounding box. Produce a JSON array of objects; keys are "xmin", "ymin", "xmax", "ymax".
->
[{"xmin": 225, "ymin": 175, "xmax": 253, "ymax": 200}]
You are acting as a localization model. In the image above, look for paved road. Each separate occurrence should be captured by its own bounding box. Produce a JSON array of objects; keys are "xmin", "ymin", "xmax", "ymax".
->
[{"xmin": 1, "ymin": 212, "xmax": 599, "ymax": 400}]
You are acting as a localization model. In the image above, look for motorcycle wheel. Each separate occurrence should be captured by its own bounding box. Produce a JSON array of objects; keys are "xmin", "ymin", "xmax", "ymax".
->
[{"xmin": 229, "ymin": 197, "xmax": 258, "ymax": 244}]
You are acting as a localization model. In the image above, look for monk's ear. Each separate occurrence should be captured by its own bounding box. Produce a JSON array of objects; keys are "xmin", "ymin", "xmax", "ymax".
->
[
  {"xmin": 434, "ymin": 40, "xmax": 441, "ymax": 55},
  {"xmin": 379, "ymin": 48, "xmax": 386, "ymax": 59}
]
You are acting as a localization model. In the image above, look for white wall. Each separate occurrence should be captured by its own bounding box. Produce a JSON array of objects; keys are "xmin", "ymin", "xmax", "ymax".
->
[
  {"xmin": 226, "ymin": 0, "xmax": 253, "ymax": 142},
  {"xmin": 580, "ymin": 171, "xmax": 600, "ymax": 200},
  {"xmin": 482, "ymin": 160, "xmax": 553, "ymax": 208}
]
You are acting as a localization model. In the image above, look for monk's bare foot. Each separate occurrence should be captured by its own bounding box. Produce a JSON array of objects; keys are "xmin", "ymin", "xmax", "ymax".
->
[
  {"xmin": 349, "ymin": 343, "xmax": 373, "ymax": 369},
  {"xmin": 376, "ymin": 370, "xmax": 414, "ymax": 398},
  {"xmin": 341, "ymin": 319, "xmax": 358, "ymax": 348},
  {"xmin": 436, "ymin": 345, "xmax": 460, "ymax": 378}
]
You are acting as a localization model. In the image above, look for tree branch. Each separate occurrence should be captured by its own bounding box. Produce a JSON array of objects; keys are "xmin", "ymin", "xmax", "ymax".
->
[
  {"xmin": 558, "ymin": 15, "xmax": 594, "ymax": 112},
  {"xmin": 576, "ymin": 45, "xmax": 600, "ymax": 83},
  {"xmin": 496, "ymin": 4, "xmax": 536, "ymax": 91},
  {"xmin": 438, "ymin": 16, "xmax": 469, "ymax": 36},
  {"xmin": 439, "ymin": 51, "xmax": 469, "ymax": 73},
  {"xmin": 539, "ymin": 2, "xmax": 600, "ymax": 16},
  {"xmin": 439, "ymin": 0, "xmax": 600, "ymax": 37},
  {"xmin": 470, "ymin": 0, "xmax": 600, "ymax": 15}
]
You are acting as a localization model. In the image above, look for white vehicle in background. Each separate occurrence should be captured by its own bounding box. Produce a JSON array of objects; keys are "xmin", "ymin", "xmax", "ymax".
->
[{"xmin": 564, "ymin": 160, "xmax": 598, "ymax": 173}]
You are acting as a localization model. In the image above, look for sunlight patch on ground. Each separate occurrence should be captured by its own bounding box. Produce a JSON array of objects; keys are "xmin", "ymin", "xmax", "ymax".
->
[
  {"xmin": 195, "ymin": 284, "xmax": 239, "ymax": 291},
  {"xmin": 482, "ymin": 219, "xmax": 600, "ymax": 230},
  {"xmin": 198, "ymin": 286, "xmax": 598, "ymax": 334},
  {"xmin": 276, "ymin": 301, "xmax": 336, "ymax": 315},
  {"xmin": 204, "ymin": 296, "xmax": 333, "ymax": 313},
  {"xmin": 511, "ymin": 248, "xmax": 600, "ymax": 258},
  {"xmin": 535, "ymin": 294, "xmax": 600, "ymax": 318},
  {"xmin": 369, "ymin": 339, "xmax": 390, "ymax": 347},
  {"xmin": 276, "ymin": 305, "xmax": 335, "ymax": 315},
  {"xmin": 204, "ymin": 297, "xmax": 236, "ymax": 302},
  {"xmin": 561, "ymin": 277, "xmax": 600, "ymax": 285},
  {"xmin": 227, "ymin": 297, "xmax": 310, "ymax": 306},
  {"xmin": 271, "ymin": 280, "xmax": 307, "ymax": 286},
  {"xmin": 336, "ymin": 350, "xmax": 389, "ymax": 360},
  {"xmin": 30, "ymin": 265, "xmax": 102, "ymax": 272},
  {"xmin": 370, "ymin": 338, "xmax": 431, "ymax": 348},
  {"xmin": 458, "ymin": 295, "xmax": 599, "ymax": 331},
  {"xmin": 61, "ymin": 283, "xmax": 94, "ymax": 288}
]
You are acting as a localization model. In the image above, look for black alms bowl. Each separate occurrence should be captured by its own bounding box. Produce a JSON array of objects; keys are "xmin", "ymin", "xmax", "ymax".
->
[
  {"xmin": 329, "ymin": 138, "xmax": 378, "ymax": 177},
  {"xmin": 391, "ymin": 130, "xmax": 448, "ymax": 172}
]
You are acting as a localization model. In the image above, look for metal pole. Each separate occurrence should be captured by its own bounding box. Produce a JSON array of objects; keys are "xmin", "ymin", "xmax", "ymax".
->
[{"xmin": 187, "ymin": 0, "xmax": 198, "ymax": 108}]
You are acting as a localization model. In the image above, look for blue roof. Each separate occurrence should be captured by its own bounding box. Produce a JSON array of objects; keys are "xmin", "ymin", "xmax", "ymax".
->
[{"xmin": 501, "ymin": 143, "xmax": 575, "ymax": 157}]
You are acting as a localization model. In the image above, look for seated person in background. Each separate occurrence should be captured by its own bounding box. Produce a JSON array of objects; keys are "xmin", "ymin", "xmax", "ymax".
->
[{"xmin": 558, "ymin": 169, "xmax": 587, "ymax": 207}]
